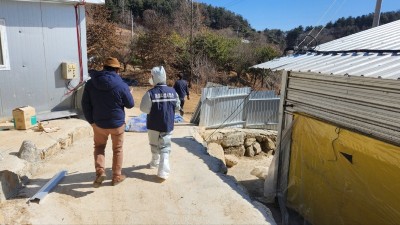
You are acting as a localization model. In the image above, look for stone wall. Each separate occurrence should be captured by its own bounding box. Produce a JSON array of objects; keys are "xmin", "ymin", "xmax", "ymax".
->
[{"xmin": 201, "ymin": 128, "xmax": 277, "ymax": 169}]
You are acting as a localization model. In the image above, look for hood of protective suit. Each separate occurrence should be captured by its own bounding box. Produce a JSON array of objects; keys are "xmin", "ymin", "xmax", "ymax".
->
[
  {"xmin": 90, "ymin": 70, "xmax": 122, "ymax": 91},
  {"xmin": 151, "ymin": 66, "xmax": 166, "ymax": 85}
]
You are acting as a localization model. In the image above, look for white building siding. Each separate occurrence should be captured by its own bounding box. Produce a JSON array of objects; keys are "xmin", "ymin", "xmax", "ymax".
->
[{"xmin": 0, "ymin": 0, "xmax": 88, "ymax": 118}]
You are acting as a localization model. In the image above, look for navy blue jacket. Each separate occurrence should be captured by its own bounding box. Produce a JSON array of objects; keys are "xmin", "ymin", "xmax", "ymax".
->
[
  {"xmin": 82, "ymin": 70, "xmax": 134, "ymax": 129},
  {"xmin": 146, "ymin": 85, "xmax": 178, "ymax": 132},
  {"xmin": 173, "ymin": 79, "xmax": 189, "ymax": 100}
]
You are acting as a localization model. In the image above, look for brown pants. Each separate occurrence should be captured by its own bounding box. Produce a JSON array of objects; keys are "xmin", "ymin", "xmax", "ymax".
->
[{"xmin": 92, "ymin": 124, "xmax": 125, "ymax": 178}]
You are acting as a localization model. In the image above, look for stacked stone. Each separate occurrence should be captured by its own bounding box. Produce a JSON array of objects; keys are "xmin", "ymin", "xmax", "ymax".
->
[{"xmin": 202, "ymin": 128, "xmax": 277, "ymax": 169}]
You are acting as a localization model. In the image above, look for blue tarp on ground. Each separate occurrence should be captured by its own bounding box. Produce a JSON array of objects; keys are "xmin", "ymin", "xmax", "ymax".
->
[
  {"xmin": 125, "ymin": 113, "xmax": 184, "ymax": 132},
  {"xmin": 174, "ymin": 114, "xmax": 184, "ymax": 123}
]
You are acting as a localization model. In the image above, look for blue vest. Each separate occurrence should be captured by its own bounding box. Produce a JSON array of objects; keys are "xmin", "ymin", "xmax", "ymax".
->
[{"xmin": 147, "ymin": 85, "xmax": 178, "ymax": 132}]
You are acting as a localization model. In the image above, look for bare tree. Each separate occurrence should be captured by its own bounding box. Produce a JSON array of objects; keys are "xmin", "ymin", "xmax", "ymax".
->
[
  {"xmin": 134, "ymin": 10, "xmax": 177, "ymax": 72},
  {"xmin": 114, "ymin": 37, "xmax": 134, "ymax": 72},
  {"xmin": 192, "ymin": 53, "xmax": 219, "ymax": 86},
  {"xmin": 86, "ymin": 5, "xmax": 120, "ymax": 69},
  {"xmin": 172, "ymin": 1, "xmax": 203, "ymax": 37}
]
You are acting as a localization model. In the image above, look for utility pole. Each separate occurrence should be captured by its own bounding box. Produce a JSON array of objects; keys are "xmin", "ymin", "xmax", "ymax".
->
[
  {"xmin": 121, "ymin": 0, "xmax": 125, "ymax": 24},
  {"xmin": 131, "ymin": 10, "xmax": 134, "ymax": 38},
  {"xmin": 372, "ymin": 0, "xmax": 383, "ymax": 27}
]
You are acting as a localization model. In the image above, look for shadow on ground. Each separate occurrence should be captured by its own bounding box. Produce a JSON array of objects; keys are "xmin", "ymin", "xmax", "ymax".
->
[{"xmin": 16, "ymin": 165, "xmax": 165, "ymax": 203}]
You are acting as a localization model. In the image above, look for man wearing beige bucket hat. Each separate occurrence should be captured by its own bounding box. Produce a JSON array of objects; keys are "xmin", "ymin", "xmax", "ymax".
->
[{"xmin": 82, "ymin": 57, "xmax": 134, "ymax": 187}]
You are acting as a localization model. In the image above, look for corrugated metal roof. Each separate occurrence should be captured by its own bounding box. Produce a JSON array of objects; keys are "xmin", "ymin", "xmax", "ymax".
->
[{"xmin": 252, "ymin": 19, "xmax": 400, "ymax": 80}]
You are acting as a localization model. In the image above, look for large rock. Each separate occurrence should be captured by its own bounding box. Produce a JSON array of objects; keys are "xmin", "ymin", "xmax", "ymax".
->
[
  {"xmin": 267, "ymin": 138, "xmax": 276, "ymax": 150},
  {"xmin": 223, "ymin": 145, "xmax": 245, "ymax": 157},
  {"xmin": 253, "ymin": 142, "xmax": 262, "ymax": 155},
  {"xmin": 269, "ymin": 134, "xmax": 277, "ymax": 142},
  {"xmin": 251, "ymin": 130, "xmax": 278, "ymax": 143},
  {"xmin": 207, "ymin": 143, "xmax": 227, "ymax": 174},
  {"xmin": 221, "ymin": 132, "xmax": 245, "ymax": 147},
  {"xmin": 250, "ymin": 166, "xmax": 269, "ymax": 179},
  {"xmin": 202, "ymin": 130, "xmax": 223, "ymax": 143},
  {"xmin": 245, "ymin": 146, "xmax": 255, "ymax": 157},
  {"xmin": 225, "ymin": 155, "xmax": 239, "ymax": 168},
  {"xmin": 261, "ymin": 138, "xmax": 276, "ymax": 153},
  {"xmin": 255, "ymin": 136, "xmax": 264, "ymax": 143},
  {"xmin": 18, "ymin": 140, "xmax": 41, "ymax": 162},
  {"xmin": 244, "ymin": 138, "xmax": 256, "ymax": 147},
  {"xmin": 0, "ymin": 170, "xmax": 23, "ymax": 203},
  {"xmin": 243, "ymin": 129, "xmax": 272, "ymax": 138}
]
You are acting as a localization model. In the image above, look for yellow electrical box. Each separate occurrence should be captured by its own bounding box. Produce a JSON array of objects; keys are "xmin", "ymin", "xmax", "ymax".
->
[{"xmin": 62, "ymin": 62, "xmax": 77, "ymax": 79}]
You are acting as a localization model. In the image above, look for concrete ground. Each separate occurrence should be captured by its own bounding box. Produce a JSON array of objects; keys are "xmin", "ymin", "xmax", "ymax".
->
[
  {"xmin": 0, "ymin": 106, "xmax": 275, "ymax": 224},
  {"xmin": 0, "ymin": 117, "xmax": 92, "ymax": 202}
]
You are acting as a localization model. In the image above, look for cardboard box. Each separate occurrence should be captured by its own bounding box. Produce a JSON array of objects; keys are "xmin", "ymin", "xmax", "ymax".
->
[{"xmin": 12, "ymin": 106, "xmax": 37, "ymax": 130}]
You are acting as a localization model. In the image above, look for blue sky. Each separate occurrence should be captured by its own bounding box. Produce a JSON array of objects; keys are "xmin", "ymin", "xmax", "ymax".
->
[{"xmin": 196, "ymin": 0, "xmax": 400, "ymax": 31}]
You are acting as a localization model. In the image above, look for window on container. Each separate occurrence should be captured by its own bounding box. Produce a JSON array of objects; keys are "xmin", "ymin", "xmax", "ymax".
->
[{"xmin": 0, "ymin": 19, "xmax": 10, "ymax": 70}]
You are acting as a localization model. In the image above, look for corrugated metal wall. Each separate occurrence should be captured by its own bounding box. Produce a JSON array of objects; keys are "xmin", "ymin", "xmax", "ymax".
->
[
  {"xmin": 275, "ymin": 72, "xmax": 400, "ymax": 225},
  {"xmin": 245, "ymin": 91, "xmax": 279, "ymax": 130},
  {"xmin": 0, "ymin": 1, "xmax": 88, "ymax": 118},
  {"xmin": 199, "ymin": 86, "xmax": 251, "ymax": 128},
  {"xmin": 285, "ymin": 71, "xmax": 400, "ymax": 144},
  {"xmin": 197, "ymin": 86, "xmax": 279, "ymax": 130}
]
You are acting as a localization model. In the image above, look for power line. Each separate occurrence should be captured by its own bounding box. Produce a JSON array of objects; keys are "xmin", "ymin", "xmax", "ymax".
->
[
  {"xmin": 224, "ymin": 0, "xmax": 243, "ymax": 9},
  {"xmin": 297, "ymin": 0, "xmax": 338, "ymax": 48},
  {"xmin": 309, "ymin": 0, "xmax": 347, "ymax": 46},
  {"xmin": 195, "ymin": 0, "xmax": 241, "ymax": 9}
]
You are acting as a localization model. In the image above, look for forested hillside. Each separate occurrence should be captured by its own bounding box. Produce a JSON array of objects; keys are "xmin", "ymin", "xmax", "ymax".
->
[
  {"xmin": 86, "ymin": 0, "xmax": 400, "ymax": 90},
  {"xmin": 108, "ymin": 0, "xmax": 254, "ymax": 36},
  {"xmin": 87, "ymin": 0, "xmax": 280, "ymax": 90},
  {"xmin": 275, "ymin": 10, "xmax": 400, "ymax": 51}
]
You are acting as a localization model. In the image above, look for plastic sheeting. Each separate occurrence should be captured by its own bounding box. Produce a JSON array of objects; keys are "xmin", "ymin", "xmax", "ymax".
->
[
  {"xmin": 125, "ymin": 114, "xmax": 147, "ymax": 132},
  {"xmin": 287, "ymin": 114, "xmax": 400, "ymax": 225},
  {"xmin": 125, "ymin": 113, "xmax": 184, "ymax": 132}
]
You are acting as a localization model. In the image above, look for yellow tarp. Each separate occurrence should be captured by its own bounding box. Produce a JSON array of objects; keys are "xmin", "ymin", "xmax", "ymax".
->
[{"xmin": 287, "ymin": 114, "xmax": 400, "ymax": 225}]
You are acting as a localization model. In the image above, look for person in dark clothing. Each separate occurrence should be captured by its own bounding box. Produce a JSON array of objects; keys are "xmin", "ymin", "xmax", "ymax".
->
[
  {"xmin": 173, "ymin": 73, "xmax": 190, "ymax": 116},
  {"xmin": 82, "ymin": 57, "xmax": 134, "ymax": 187},
  {"xmin": 140, "ymin": 66, "xmax": 180, "ymax": 180}
]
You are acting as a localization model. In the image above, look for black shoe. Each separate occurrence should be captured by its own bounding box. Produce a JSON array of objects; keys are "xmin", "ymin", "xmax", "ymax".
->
[{"xmin": 93, "ymin": 173, "xmax": 106, "ymax": 188}]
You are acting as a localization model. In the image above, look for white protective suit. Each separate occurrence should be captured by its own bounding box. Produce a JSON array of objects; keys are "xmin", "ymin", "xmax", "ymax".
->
[{"xmin": 140, "ymin": 66, "xmax": 180, "ymax": 179}]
